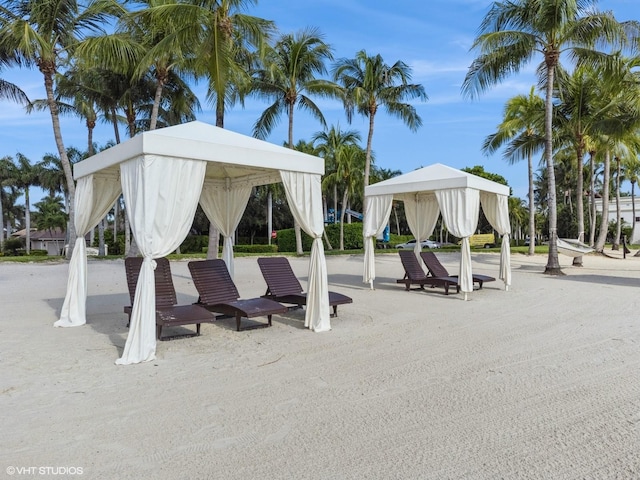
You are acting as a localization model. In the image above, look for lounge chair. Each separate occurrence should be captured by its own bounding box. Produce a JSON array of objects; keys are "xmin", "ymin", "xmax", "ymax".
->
[
  {"xmin": 397, "ymin": 250, "xmax": 460, "ymax": 295},
  {"xmin": 420, "ymin": 251, "xmax": 495, "ymax": 289},
  {"xmin": 187, "ymin": 259, "xmax": 288, "ymax": 331},
  {"xmin": 124, "ymin": 257, "xmax": 216, "ymax": 340},
  {"xmin": 257, "ymin": 256, "xmax": 353, "ymax": 317}
]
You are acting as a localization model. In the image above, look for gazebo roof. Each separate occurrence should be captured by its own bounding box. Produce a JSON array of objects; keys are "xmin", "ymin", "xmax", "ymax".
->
[
  {"xmin": 364, "ymin": 163, "xmax": 510, "ymax": 197},
  {"xmin": 73, "ymin": 121, "xmax": 324, "ymax": 185}
]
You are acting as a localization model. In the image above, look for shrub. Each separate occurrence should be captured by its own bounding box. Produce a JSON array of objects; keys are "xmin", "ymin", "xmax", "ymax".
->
[
  {"xmin": 276, "ymin": 228, "xmax": 313, "ymax": 252},
  {"xmin": 3, "ymin": 237, "xmax": 24, "ymax": 255},
  {"xmin": 233, "ymin": 244, "xmax": 278, "ymax": 254},
  {"xmin": 324, "ymin": 223, "xmax": 364, "ymax": 250},
  {"xmin": 180, "ymin": 235, "xmax": 209, "ymax": 254},
  {"xmin": 30, "ymin": 249, "xmax": 48, "ymax": 256}
]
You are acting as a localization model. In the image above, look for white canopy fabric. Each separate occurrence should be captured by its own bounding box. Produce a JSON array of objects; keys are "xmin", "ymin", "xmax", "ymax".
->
[
  {"xmin": 199, "ymin": 178, "xmax": 252, "ymax": 280},
  {"xmin": 280, "ymin": 171, "xmax": 330, "ymax": 332},
  {"xmin": 364, "ymin": 163, "xmax": 511, "ymax": 296},
  {"xmin": 55, "ymin": 173, "xmax": 121, "ymax": 327},
  {"xmin": 362, "ymin": 194, "xmax": 393, "ymax": 288},
  {"xmin": 59, "ymin": 121, "xmax": 329, "ymax": 365}
]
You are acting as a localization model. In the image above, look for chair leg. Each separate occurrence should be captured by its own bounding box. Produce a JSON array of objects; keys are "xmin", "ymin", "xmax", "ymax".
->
[
  {"xmin": 478, "ymin": 280, "xmax": 483, "ymax": 289},
  {"xmin": 156, "ymin": 324, "xmax": 162, "ymax": 340},
  {"xmin": 332, "ymin": 305, "xmax": 338, "ymax": 317},
  {"xmin": 196, "ymin": 323, "xmax": 201, "ymax": 336},
  {"xmin": 236, "ymin": 314, "xmax": 242, "ymax": 332},
  {"xmin": 444, "ymin": 284, "xmax": 449, "ymax": 295},
  {"xmin": 267, "ymin": 315, "xmax": 272, "ymax": 326}
]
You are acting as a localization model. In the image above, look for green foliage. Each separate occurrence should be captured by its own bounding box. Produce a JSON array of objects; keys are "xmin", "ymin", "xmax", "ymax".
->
[
  {"xmin": 324, "ymin": 223, "xmax": 364, "ymax": 249},
  {"xmin": 180, "ymin": 235, "xmax": 209, "ymax": 254},
  {"xmin": 233, "ymin": 244, "xmax": 278, "ymax": 254},
  {"xmin": 276, "ymin": 228, "xmax": 314, "ymax": 252},
  {"xmin": 3, "ymin": 237, "xmax": 23, "ymax": 255},
  {"xmin": 30, "ymin": 249, "xmax": 48, "ymax": 256},
  {"xmin": 98, "ymin": 229, "xmax": 125, "ymax": 256}
]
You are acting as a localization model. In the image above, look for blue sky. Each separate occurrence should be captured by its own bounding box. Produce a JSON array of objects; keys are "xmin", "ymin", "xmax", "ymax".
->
[{"xmin": 1, "ymin": 0, "xmax": 637, "ymax": 204}]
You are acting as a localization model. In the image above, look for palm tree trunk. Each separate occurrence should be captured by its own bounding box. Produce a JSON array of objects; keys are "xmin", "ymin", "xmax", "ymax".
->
[
  {"xmin": 25, "ymin": 186, "xmax": 30, "ymax": 255},
  {"xmin": 543, "ymin": 63, "xmax": 562, "ymax": 275},
  {"xmin": 267, "ymin": 190, "xmax": 273, "ymax": 245},
  {"xmin": 111, "ymin": 107, "xmax": 121, "ymax": 144},
  {"xmin": 527, "ymin": 150, "xmax": 536, "ymax": 256},
  {"xmin": 287, "ymin": 103, "xmax": 303, "ymax": 255},
  {"xmin": 207, "ymin": 222, "xmax": 219, "ymax": 260},
  {"xmin": 98, "ymin": 218, "xmax": 106, "ymax": 256},
  {"xmin": 589, "ymin": 152, "xmax": 596, "ymax": 246},
  {"xmin": 362, "ymin": 114, "xmax": 375, "ymax": 218},
  {"xmin": 595, "ymin": 151, "xmax": 611, "ymax": 251},
  {"xmin": 573, "ymin": 147, "xmax": 585, "ymax": 266},
  {"xmin": 43, "ymin": 69, "xmax": 76, "ymax": 260},
  {"xmin": 613, "ymin": 157, "xmax": 621, "ymax": 250},
  {"xmin": 632, "ymin": 181, "xmax": 637, "ymax": 244},
  {"xmin": 339, "ymin": 188, "xmax": 349, "ymax": 250},
  {"xmin": 149, "ymin": 80, "xmax": 164, "ymax": 131},
  {"xmin": 333, "ymin": 184, "xmax": 338, "ymax": 224}
]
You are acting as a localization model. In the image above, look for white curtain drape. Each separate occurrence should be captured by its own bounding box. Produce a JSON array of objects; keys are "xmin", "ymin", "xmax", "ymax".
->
[
  {"xmin": 362, "ymin": 194, "xmax": 393, "ymax": 288},
  {"xmin": 280, "ymin": 170, "xmax": 330, "ymax": 332},
  {"xmin": 55, "ymin": 174, "xmax": 121, "ymax": 327},
  {"xmin": 404, "ymin": 193, "xmax": 440, "ymax": 258},
  {"xmin": 436, "ymin": 188, "xmax": 480, "ymax": 298},
  {"xmin": 116, "ymin": 155, "xmax": 206, "ymax": 365},
  {"xmin": 199, "ymin": 179, "xmax": 252, "ymax": 279},
  {"xmin": 481, "ymin": 192, "xmax": 512, "ymax": 290}
]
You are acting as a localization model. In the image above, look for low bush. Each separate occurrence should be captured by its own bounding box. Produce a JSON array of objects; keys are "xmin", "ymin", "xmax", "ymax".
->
[{"xmin": 234, "ymin": 244, "xmax": 278, "ymax": 254}]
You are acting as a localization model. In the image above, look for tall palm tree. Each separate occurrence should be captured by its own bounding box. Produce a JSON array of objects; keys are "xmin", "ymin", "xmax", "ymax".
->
[
  {"xmin": 252, "ymin": 28, "xmax": 340, "ymax": 254},
  {"xmin": 0, "ymin": 156, "xmax": 17, "ymax": 248},
  {"xmin": 462, "ymin": 0, "xmax": 631, "ymax": 275},
  {"xmin": 332, "ymin": 50, "xmax": 427, "ymax": 215},
  {"xmin": 0, "ymin": 0, "xmax": 123, "ymax": 258},
  {"xmin": 323, "ymin": 144, "xmax": 366, "ymax": 250},
  {"xmin": 143, "ymin": 0, "xmax": 273, "ymax": 258},
  {"xmin": 11, "ymin": 153, "xmax": 42, "ymax": 254},
  {"xmin": 483, "ymin": 86, "xmax": 545, "ymax": 255},
  {"xmin": 312, "ymin": 125, "xmax": 362, "ymax": 225}
]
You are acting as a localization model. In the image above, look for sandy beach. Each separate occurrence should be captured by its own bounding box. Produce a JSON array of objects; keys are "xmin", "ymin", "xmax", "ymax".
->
[{"xmin": 2, "ymin": 251, "xmax": 639, "ymax": 479}]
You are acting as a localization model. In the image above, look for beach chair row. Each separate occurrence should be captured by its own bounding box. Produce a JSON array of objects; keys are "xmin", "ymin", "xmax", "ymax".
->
[{"xmin": 123, "ymin": 257, "xmax": 352, "ymax": 340}]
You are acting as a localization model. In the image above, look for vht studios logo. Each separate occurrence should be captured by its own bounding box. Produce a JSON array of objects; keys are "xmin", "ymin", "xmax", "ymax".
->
[{"xmin": 7, "ymin": 466, "xmax": 84, "ymax": 475}]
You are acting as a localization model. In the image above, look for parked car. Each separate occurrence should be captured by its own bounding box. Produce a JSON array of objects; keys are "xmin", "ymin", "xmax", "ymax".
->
[{"xmin": 395, "ymin": 239, "xmax": 441, "ymax": 249}]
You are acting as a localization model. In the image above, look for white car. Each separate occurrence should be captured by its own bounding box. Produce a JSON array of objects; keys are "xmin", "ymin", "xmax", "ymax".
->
[{"xmin": 395, "ymin": 239, "xmax": 441, "ymax": 249}]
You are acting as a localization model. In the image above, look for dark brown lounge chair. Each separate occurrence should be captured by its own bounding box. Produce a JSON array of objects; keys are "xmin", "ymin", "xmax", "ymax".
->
[
  {"xmin": 124, "ymin": 257, "xmax": 216, "ymax": 340},
  {"xmin": 397, "ymin": 250, "xmax": 460, "ymax": 295},
  {"xmin": 420, "ymin": 251, "xmax": 495, "ymax": 290},
  {"xmin": 257, "ymin": 257, "xmax": 353, "ymax": 317},
  {"xmin": 188, "ymin": 259, "xmax": 288, "ymax": 331}
]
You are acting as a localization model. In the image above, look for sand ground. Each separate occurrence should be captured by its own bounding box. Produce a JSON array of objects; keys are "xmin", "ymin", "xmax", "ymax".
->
[{"xmin": 1, "ymin": 251, "xmax": 639, "ymax": 480}]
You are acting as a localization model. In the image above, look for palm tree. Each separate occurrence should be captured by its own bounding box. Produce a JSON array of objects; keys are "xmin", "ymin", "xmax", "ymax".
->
[
  {"xmin": 137, "ymin": 0, "xmax": 273, "ymax": 257},
  {"xmin": 312, "ymin": 125, "xmax": 362, "ymax": 225},
  {"xmin": 0, "ymin": 0, "xmax": 123, "ymax": 258},
  {"xmin": 252, "ymin": 28, "xmax": 340, "ymax": 254},
  {"xmin": 323, "ymin": 144, "xmax": 366, "ymax": 250},
  {"xmin": 0, "ymin": 156, "xmax": 17, "ymax": 248},
  {"xmin": 462, "ymin": 0, "xmax": 631, "ymax": 275},
  {"xmin": 483, "ymin": 86, "xmax": 544, "ymax": 255},
  {"xmin": 332, "ymin": 50, "xmax": 427, "ymax": 215},
  {"xmin": 11, "ymin": 153, "xmax": 42, "ymax": 254},
  {"xmin": 33, "ymin": 194, "xmax": 67, "ymax": 254}
]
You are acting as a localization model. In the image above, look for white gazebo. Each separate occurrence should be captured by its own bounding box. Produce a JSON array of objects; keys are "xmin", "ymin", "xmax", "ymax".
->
[
  {"xmin": 363, "ymin": 163, "xmax": 511, "ymax": 298},
  {"xmin": 54, "ymin": 121, "xmax": 331, "ymax": 365}
]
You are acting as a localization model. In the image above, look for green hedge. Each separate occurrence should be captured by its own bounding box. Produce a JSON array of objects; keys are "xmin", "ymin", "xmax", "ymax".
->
[
  {"xmin": 233, "ymin": 244, "xmax": 278, "ymax": 253},
  {"xmin": 276, "ymin": 223, "xmax": 365, "ymax": 252}
]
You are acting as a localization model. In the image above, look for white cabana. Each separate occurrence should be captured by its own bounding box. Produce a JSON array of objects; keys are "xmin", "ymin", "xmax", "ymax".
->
[
  {"xmin": 56, "ymin": 121, "xmax": 331, "ymax": 365},
  {"xmin": 363, "ymin": 163, "xmax": 511, "ymax": 299}
]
